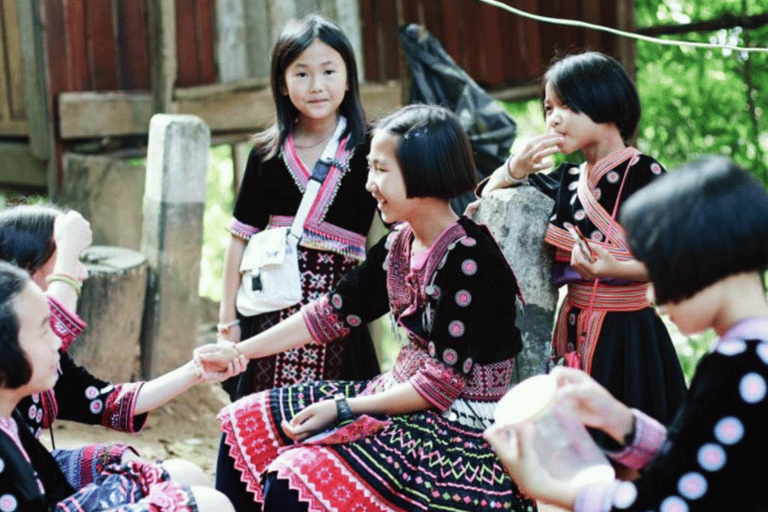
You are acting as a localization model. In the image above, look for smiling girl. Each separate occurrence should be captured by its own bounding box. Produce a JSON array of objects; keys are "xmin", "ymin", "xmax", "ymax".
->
[
  {"xmin": 200, "ymin": 104, "xmax": 535, "ymax": 512},
  {"xmin": 479, "ymin": 51, "xmax": 686, "ymax": 429}
]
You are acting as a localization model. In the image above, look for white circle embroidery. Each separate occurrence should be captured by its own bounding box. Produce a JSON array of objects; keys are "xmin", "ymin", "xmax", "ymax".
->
[
  {"xmin": 716, "ymin": 339, "xmax": 746, "ymax": 356},
  {"xmin": 660, "ymin": 495, "xmax": 688, "ymax": 512},
  {"xmin": 678, "ymin": 472, "xmax": 707, "ymax": 500},
  {"xmin": 612, "ymin": 481, "xmax": 638, "ymax": 509},
  {"xmin": 0, "ymin": 458, "xmax": 4, "ymax": 474},
  {"xmin": 697, "ymin": 443, "xmax": 726, "ymax": 472},
  {"xmin": 714, "ymin": 416, "xmax": 744, "ymax": 445},
  {"xmin": 0, "ymin": 494, "xmax": 17, "ymax": 512},
  {"xmin": 739, "ymin": 372, "xmax": 766, "ymax": 403},
  {"xmin": 757, "ymin": 342, "xmax": 768, "ymax": 365}
]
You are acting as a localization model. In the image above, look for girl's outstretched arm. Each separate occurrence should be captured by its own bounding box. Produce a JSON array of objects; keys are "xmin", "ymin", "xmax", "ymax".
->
[
  {"xmin": 196, "ymin": 310, "xmax": 314, "ymax": 373},
  {"xmin": 132, "ymin": 355, "xmax": 247, "ymax": 415}
]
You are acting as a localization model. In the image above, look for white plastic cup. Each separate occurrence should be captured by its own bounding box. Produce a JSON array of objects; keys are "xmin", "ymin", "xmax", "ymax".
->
[{"xmin": 493, "ymin": 374, "xmax": 615, "ymax": 486}]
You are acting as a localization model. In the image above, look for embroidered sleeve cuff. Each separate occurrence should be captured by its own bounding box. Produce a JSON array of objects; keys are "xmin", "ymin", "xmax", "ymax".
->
[
  {"xmin": 103, "ymin": 382, "xmax": 148, "ymax": 433},
  {"xmin": 574, "ymin": 481, "xmax": 619, "ymax": 512},
  {"xmin": 229, "ymin": 218, "xmax": 260, "ymax": 240},
  {"xmin": 608, "ymin": 408, "xmax": 667, "ymax": 470},
  {"xmin": 301, "ymin": 295, "xmax": 351, "ymax": 345},
  {"xmin": 409, "ymin": 365, "xmax": 465, "ymax": 411},
  {"xmin": 47, "ymin": 295, "xmax": 87, "ymax": 352}
]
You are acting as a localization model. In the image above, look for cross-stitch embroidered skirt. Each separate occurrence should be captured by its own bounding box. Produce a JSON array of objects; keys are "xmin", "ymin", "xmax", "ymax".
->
[
  {"xmin": 53, "ymin": 443, "xmax": 197, "ymax": 511},
  {"xmin": 219, "ymin": 380, "xmax": 536, "ymax": 512}
]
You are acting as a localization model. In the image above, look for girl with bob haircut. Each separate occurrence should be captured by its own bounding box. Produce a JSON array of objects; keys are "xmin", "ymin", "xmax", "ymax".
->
[
  {"xmin": 486, "ymin": 156, "xmax": 768, "ymax": 511},
  {"xmin": 0, "ymin": 261, "xmax": 235, "ymax": 511},
  {"xmin": 478, "ymin": 51, "xmax": 686, "ymax": 428},
  {"xmin": 0, "ymin": 204, "xmax": 243, "ymax": 512},
  {"xmin": 199, "ymin": 104, "xmax": 536, "ymax": 512},
  {"xmin": 217, "ymin": 12, "xmax": 378, "ymax": 402}
]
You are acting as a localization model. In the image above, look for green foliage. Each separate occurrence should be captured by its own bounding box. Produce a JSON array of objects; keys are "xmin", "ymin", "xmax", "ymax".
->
[
  {"xmin": 200, "ymin": 145, "xmax": 235, "ymax": 301},
  {"xmin": 635, "ymin": 0, "xmax": 768, "ymax": 182}
]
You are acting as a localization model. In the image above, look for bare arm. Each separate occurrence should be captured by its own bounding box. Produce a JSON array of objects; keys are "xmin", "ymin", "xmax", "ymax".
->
[
  {"xmin": 282, "ymin": 381, "xmax": 432, "ymax": 442},
  {"xmin": 218, "ymin": 235, "xmax": 247, "ymax": 341},
  {"xmin": 572, "ymin": 243, "xmax": 651, "ymax": 282},
  {"xmin": 480, "ymin": 133, "xmax": 563, "ymax": 197},
  {"xmin": 47, "ymin": 211, "xmax": 92, "ymax": 310}
]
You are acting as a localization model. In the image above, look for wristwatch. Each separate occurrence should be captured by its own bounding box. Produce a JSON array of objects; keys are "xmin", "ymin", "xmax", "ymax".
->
[{"xmin": 334, "ymin": 393, "xmax": 355, "ymax": 424}]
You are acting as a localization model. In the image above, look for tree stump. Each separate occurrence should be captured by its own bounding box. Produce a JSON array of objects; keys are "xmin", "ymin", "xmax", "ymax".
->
[{"xmin": 72, "ymin": 246, "xmax": 148, "ymax": 383}]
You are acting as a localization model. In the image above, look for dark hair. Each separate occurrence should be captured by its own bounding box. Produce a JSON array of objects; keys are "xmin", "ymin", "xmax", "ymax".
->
[
  {"xmin": 543, "ymin": 51, "xmax": 640, "ymax": 142},
  {"xmin": 254, "ymin": 13, "xmax": 365, "ymax": 159},
  {"xmin": 621, "ymin": 156, "xmax": 768, "ymax": 305},
  {"xmin": 373, "ymin": 104, "xmax": 477, "ymax": 200},
  {"xmin": 0, "ymin": 261, "xmax": 33, "ymax": 389},
  {"xmin": 0, "ymin": 204, "xmax": 61, "ymax": 273}
]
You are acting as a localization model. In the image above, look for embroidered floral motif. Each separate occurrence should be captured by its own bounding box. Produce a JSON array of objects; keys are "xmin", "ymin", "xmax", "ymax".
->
[
  {"xmin": 607, "ymin": 171, "xmax": 620, "ymax": 183},
  {"xmin": 461, "ymin": 260, "xmax": 477, "ymax": 276},
  {"xmin": 443, "ymin": 348, "xmax": 459, "ymax": 365},
  {"xmin": 455, "ymin": 290, "xmax": 472, "ymax": 307},
  {"xmin": 449, "ymin": 320, "xmax": 465, "ymax": 337}
]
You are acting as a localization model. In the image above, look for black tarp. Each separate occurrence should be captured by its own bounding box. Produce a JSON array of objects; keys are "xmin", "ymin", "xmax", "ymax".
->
[{"xmin": 399, "ymin": 24, "xmax": 518, "ymax": 213}]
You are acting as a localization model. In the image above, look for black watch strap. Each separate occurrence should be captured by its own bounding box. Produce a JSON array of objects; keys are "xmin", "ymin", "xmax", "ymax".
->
[{"xmin": 334, "ymin": 393, "xmax": 355, "ymax": 424}]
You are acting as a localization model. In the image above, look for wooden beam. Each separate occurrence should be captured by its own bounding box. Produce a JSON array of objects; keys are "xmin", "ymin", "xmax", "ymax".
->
[{"xmin": 58, "ymin": 81, "xmax": 402, "ymax": 139}]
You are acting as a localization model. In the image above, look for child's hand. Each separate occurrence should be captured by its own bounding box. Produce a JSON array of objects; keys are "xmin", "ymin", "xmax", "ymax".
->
[
  {"xmin": 53, "ymin": 211, "xmax": 92, "ymax": 259},
  {"xmin": 194, "ymin": 342, "xmax": 241, "ymax": 373},
  {"xmin": 281, "ymin": 399, "xmax": 337, "ymax": 442},
  {"xmin": 192, "ymin": 343, "xmax": 247, "ymax": 382},
  {"xmin": 551, "ymin": 367, "xmax": 634, "ymax": 444},
  {"xmin": 484, "ymin": 422, "xmax": 577, "ymax": 507},
  {"xmin": 464, "ymin": 199, "xmax": 481, "ymax": 218},
  {"xmin": 507, "ymin": 133, "xmax": 564, "ymax": 179},
  {"xmin": 571, "ymin": 242, "xmax": 619, "ymax": 280}
]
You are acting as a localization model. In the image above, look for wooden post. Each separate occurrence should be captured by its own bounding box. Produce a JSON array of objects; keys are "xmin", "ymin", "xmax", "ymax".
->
[
  {"xmin": 216, "ymin": 0, "xmax": 248, "ymax": 82},
  {"xmin": 471, "ymin": 187, "xmax": 558, "ymax": 384},
  {"xmin": 148, "ymin": 0, "xmax": 177, "ymax": 113},
  {"xmin": 140, "ymin": 114, "xmax": 210, "ymax": 378}
]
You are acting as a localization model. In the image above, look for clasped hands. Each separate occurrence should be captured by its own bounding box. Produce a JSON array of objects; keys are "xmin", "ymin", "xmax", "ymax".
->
[{"xmin": 191, "ymin": 341, "xmax": 247, "ymax": 382}]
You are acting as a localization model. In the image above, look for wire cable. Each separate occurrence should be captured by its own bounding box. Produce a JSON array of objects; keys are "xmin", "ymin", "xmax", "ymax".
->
[{"xmin": 475, "ymin": 0, "xmax": 768, "ymax": 54}]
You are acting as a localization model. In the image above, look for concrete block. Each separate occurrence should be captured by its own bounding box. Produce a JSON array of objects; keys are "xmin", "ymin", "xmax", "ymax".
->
[{"xmin": 471, "ymin": 185, "xmax": 557, "ymax": 384}]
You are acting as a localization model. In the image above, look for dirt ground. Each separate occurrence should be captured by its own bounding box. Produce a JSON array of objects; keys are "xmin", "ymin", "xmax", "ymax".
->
[{"xmin": 40, "ymin": 326, "xmax": 228, "ymax": 480}]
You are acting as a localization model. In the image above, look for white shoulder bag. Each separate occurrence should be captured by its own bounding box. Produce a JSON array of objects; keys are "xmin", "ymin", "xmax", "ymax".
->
[{"xmin": 235, "ymin": 118, "xmax": 346, "ymax": 316}]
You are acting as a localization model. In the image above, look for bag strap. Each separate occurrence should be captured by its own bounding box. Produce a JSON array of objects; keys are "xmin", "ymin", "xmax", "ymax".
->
[{"xmin": 289, "ymin": 117, "xmax": 347, "ymax": 240}]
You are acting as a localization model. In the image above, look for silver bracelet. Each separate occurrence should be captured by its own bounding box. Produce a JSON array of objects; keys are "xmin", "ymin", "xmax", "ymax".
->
[{"xmin": 502, "ymin": 156, "xmax": 526, "ymax": 185}]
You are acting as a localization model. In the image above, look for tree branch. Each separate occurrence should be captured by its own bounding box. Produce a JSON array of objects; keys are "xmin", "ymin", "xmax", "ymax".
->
[{"xmin": 637, "ymin": 12, "xmax": 768, "ymax": 36}]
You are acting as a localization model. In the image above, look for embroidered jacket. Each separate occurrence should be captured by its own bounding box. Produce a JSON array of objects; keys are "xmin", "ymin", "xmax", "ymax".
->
[
  {"xmin": 302, "ymin": 216, "xmax": 523, "ymax": 408},
  {"xmin": 229, "ymin": 134, "xmax": 376, "ymax": 262}
]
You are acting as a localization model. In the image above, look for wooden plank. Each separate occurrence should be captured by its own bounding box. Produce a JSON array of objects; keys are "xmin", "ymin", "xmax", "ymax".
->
[
  {"xmin": 439, "ymin": 0, "xmax": 461, "ymax": 64},
  {"xmin": 85, "ymin": 0, "xmax": 119, "ymax": 90},
  {"xmin": 359, "ymin": 0, "xmax": 379, "ymax": 81},
  {"xmin": 116, "ymin": 0, "xmax": 151, "ymax": 89},
  {"xmin": 57, "ymin": 81, "xmax": 402, "ymax": 138},
  {"xmin": 16, "ymin": 0, "xmax": 49, "ymax": 159},
  {"xmin": 522, "ymin": 0, "xmax": 542, "ymax": 78},
  {"xmin": 0, "ymin": 0, "xmax": 12, "ymax": 123},
  {"xmin": 194, "ymin": 0, "xmax": 216, "ymax": 83},
  {"xmin": 215, "ymin": 0, "xmax": 247, "ymax": 82},
  {"xmin": 64, "ymin": 0, "xmax": 88, "ymax": 91},
  {"xmin": 478, "ymin": 1, "xmax": 504, "ymax": 86},
  {"xmin": 3, "ymin": 0, "xmax": 25, "ymax": 119},
  {"xmin": 334, "ymin": 0, "xmax": 364, "ymax": 83},
  {"xmin": 460, "ymin": 0, "xmax": 480, "ymax": 78},
  {"xmin": 175, "ymin": 0, "xmax": 199, "ymax": 86},
  {"xmin": 242, "ymin": 0, "xmax": 271, "ymax": 81},
  {"xmin": 148, "ymin": 0, "xmax": 177, "ymax": 113}
]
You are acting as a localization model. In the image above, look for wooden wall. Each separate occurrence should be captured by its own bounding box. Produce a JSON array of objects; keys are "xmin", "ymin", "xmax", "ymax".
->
[{"xmin": 360, "ymin": 0, "xmax": 632, "ymax": 91}]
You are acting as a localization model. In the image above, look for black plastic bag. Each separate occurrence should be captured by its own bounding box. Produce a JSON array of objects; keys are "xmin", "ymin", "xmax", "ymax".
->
[{"xmin": 399, "ymin": 24, "xmax": 518, "ymax": 214}]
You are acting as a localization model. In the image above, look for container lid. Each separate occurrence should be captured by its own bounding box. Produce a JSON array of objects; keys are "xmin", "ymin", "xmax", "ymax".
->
[{"xmin": 494, "ymin": 374, "xmax": 557, "ymax": 425}]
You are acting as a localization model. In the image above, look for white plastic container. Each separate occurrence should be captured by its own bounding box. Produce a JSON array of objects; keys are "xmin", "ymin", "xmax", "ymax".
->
[{"xmin": 493, "ymin": 374, "xmax": 615, "ymax": 487}]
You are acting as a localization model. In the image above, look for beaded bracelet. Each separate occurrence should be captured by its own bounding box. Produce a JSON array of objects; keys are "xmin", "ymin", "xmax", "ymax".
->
[{"xmin": 46, "ymin": 273, "xmax": 82, "ymax": 297}]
